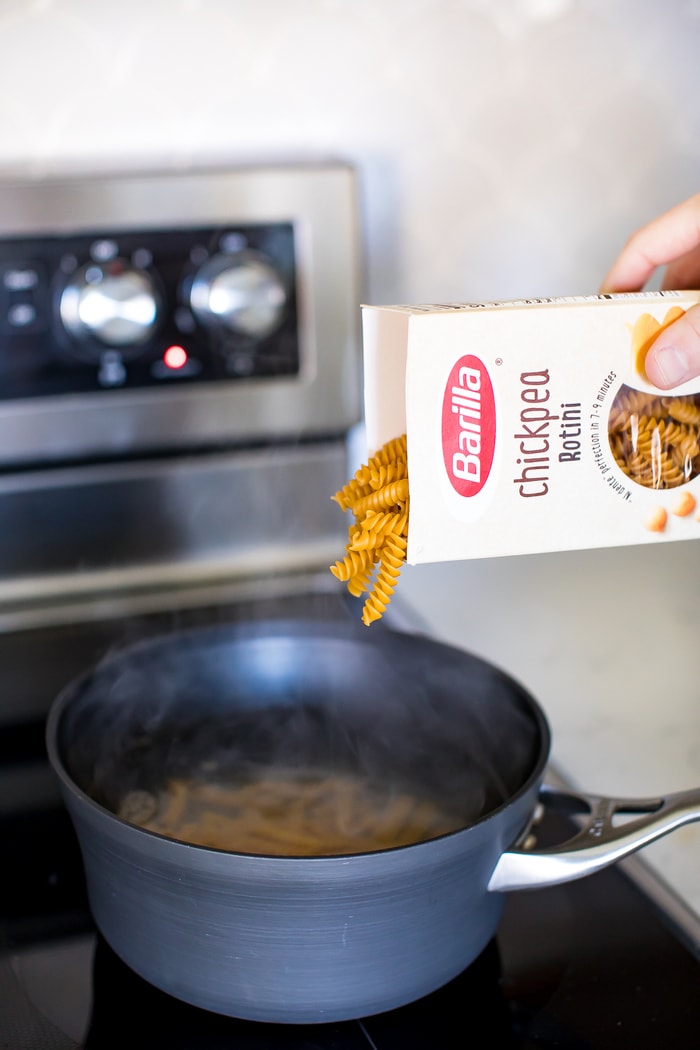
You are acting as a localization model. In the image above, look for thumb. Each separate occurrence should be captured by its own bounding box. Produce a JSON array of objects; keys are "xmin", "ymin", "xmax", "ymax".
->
[{"xmin": 645, "ymin": 303, "xmax": 700, "ymax": 388}]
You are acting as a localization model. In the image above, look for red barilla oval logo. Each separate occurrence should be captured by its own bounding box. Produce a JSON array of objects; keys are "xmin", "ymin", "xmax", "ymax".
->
[{"xmin": 441, "ymin": 355, "xmax": 496, "ymax": 496}]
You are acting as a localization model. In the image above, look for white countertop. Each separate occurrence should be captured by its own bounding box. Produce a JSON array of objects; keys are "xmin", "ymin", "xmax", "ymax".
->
[{"xmin": 394, "ymin": 539, "xmax": 700, "ymax": 920}]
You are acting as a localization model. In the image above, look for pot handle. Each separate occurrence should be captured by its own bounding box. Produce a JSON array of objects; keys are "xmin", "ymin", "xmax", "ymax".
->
[{"xmin": 487, "ymin": 782, "xmax": 700, "ymax": 893}]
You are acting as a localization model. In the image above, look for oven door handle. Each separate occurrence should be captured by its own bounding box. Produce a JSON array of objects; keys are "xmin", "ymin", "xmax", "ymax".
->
[{"xmin": 487, "ymin": 783, "xmax": 700, "ymax": 892}]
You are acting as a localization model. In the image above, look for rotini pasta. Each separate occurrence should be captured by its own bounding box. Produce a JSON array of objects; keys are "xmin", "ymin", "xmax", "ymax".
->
[
  {"xmin": 609, "ymin": 385, "xmax": 700, "ymax": 491},
  {"xmin": 118, "ymin": 769, "xmax": 462, "ymax": 856},
  {"xmin": 330, "ymin": 434, "xmax": 409, "ymax": 625}
]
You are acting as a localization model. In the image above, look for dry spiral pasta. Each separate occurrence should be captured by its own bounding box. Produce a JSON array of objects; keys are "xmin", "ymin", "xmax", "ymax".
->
[
  {"xmin": 330, "ymin": 434, "xmax": 409, "ymax": 625},
  {"xmin": 666, "ymin": 398, "xmax": 700, "ymax": 426},
  {"xmin": 609, "ymin": 385, "xmax": 700, "ymax": 490}
]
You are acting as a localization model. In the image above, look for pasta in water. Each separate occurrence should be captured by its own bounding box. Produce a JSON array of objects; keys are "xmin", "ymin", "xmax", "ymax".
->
[
  {"xmin": 609, "ymin": 385, "xmax": 700, "ymax": 490},
  {"xmin": 330, "ymin": 434, "xmax": 409, "ymax": 625},
  {"xmin": 118, "ymin": 769, "xmax": 462, "ymax": 856}
]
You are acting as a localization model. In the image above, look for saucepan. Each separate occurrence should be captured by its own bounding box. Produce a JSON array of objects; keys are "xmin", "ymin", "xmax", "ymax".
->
[{"xmin": 45, "ymin": 619, "xmax": 700, "ymax": 1023}]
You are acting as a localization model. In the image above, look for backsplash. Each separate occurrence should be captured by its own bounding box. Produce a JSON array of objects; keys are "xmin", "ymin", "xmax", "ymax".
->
[{"xmin": 0, "ymin": 0, "xmax": 698, "ymax": 304}]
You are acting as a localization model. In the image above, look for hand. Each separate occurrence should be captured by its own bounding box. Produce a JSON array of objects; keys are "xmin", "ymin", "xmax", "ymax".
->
[{"xmin": 601, "ymin": 192, "xmax": 700, "ymax": 388}]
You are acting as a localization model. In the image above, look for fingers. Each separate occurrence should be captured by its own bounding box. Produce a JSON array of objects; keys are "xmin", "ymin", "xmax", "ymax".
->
[
  {"xmin": 601, "ymin": 192, "xmax": 700, "ymax": 388},
  {"xmin": 644, "ymin": 303, "xmax": 700, "ymax": 388},
  {"xmin": 660, "ymin": 243, "xmax": 700, "ymax": 290},
  {"xmin": 601, "ymin": 192, "xmax": 700, "ymax": 293}
]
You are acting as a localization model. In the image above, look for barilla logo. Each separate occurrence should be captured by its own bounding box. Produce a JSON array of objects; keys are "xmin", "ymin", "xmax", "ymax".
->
[{"xmin": 441, "ymin": 355, "xmax": 496, "ymax": 496}]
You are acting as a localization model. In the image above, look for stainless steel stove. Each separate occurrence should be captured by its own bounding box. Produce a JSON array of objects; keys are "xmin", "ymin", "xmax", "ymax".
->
[
  {"xmin": 1, "ymin": 163, "xmax": 700, "ymax": 1050},
  {"xmin": 0, "ymin": 162, "xmax": 359, "ymax": 622}
]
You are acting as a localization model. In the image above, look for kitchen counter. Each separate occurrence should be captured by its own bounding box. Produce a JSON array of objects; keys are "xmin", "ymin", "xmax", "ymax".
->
[{"xmin": 395, "ymin": 539, "xmax": 700, "ymax": 920}]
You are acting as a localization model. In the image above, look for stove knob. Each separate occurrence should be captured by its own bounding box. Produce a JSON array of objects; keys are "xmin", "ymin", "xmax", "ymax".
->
[
  {"xmin": 59, "ymin": 260, "xmax": 161, "ymax": 350},
  {"xmin": 189, "ymin": 253, "xmax": 287, "ymax": 339}
]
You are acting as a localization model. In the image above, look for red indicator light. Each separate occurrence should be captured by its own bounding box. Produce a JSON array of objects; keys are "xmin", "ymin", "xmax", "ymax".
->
[{"xmin": 163, "ymin": 345, "xmax": 188, "ymax": 370}]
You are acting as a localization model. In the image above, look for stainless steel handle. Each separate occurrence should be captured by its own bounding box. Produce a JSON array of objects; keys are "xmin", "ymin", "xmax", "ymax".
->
[{"xmin": 488, "ymin": 783, "xmax": 700, "ymax": 893}]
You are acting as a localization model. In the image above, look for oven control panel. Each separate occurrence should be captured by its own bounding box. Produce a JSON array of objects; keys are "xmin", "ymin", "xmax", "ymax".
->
[
  {"xmin": 0, "ymin": 164, "xmax": 360, "ymax": 464},
  {"xmin": 0, "ymin": 222, "xmax": 299, "ymax": 400}
]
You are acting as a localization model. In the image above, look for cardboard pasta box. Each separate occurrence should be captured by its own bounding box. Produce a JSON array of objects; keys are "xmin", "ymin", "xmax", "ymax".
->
[{"xmin": 361, "ymin": 290, "xmax": 700, "ymax": 564}]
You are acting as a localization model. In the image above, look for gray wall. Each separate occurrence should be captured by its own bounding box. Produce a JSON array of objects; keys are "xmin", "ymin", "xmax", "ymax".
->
[{"xmin": 0, "ymin": 0, "xmax": 697, "ymax": 304}]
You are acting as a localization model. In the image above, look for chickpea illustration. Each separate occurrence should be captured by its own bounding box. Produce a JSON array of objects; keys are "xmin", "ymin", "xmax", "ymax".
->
[
  {"xmin": 644, "ymin": 507, "xmax": 667, "ymax": 533},
  {"xmin": 672, "ymin": 491, "xmax": 696, "ymax": 517}
]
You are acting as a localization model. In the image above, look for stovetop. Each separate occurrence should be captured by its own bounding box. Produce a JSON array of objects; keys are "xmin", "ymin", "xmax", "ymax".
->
[
  {"xmin": 1, "ymin": 585, "xmax": 700, "ymax": 1049},
  {"xmin": 4, "ymin": 802, "xmax": 700, "ymax": 1050}
]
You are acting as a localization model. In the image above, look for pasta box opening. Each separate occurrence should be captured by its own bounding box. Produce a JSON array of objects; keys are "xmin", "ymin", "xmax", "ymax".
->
[{"xmin": 361, "ymin": 291, "xmax": 700, "ymax": 567}]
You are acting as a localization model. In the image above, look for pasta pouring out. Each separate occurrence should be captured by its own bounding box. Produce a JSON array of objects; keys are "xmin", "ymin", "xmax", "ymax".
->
[{"xmin": 330, "ymin": 433, "xmax": 409, "ymax": 625}]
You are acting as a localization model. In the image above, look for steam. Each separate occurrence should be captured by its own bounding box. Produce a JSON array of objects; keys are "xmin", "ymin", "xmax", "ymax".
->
[{"xmin": 56, "ymin": 620, "xmax": 546, "ymax": 838}]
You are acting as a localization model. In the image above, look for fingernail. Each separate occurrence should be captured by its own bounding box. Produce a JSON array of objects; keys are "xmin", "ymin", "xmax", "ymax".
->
[{"xmin": 647, "ymin": 345, "xmax": 691, "ymax": 387}]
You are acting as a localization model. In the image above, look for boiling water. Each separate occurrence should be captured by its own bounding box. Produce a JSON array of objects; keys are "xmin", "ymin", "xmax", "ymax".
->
[{"xmin": 117, "ymin": 767, "xmax": 465, "ymax": 856}]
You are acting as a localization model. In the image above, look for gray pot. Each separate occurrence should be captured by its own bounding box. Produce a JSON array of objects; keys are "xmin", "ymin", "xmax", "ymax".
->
[{"xmin": 45, "ymin": 619, "xmax": 700, "ymax": 1024}]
